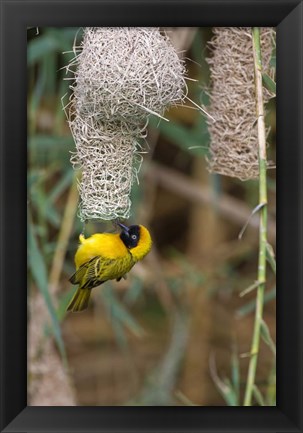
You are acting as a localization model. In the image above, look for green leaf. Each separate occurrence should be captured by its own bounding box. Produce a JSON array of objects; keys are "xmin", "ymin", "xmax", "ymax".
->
[
  {"xmin": 111, "ymin": 319, "xmax": 128, "ymax": 349},
  {"xmin": 48, "ymin": 169, "xmax": 74, "ymax": 204},
  {"xmin": 220, "ymin": 378, "xmax": 238, "ymax": 406},
  {"xmin": 262, "ymin": 73, "xmax": 276, "ymax": 95},
  {"xmin": 270, "ymin": 47, "xmax": 276, "ymax": 69},
  {"xmin": 260, "ymin": 319, "xmax": 276, "ymax": 355},
  {"xmin": 101, "ymin": 286, "xmax": 144, "ymax": 338},
  {"xmin": 28, "ymin": 212, "xmax": 67, "ymax": 364},
  {"xmin": 28, "ymin": 135, "xmax": 75, "ymax": 166},
  {"xmin": 210, "ymin": 355, "xmax": 238, "ymax": 406},
  {"xmin": 43, "ymin": 52, "xmax": 57, "ymax": 95},
  {"xmin": 29, "ymin": 54, "xmax": 49, "ymax": 116},
  {"xmin": 231, "ymin": 348, "xmax": 240, "ymax": 403},
  {"xmin": 45, "ymin": 28, "xmax": 76, "ymax": 53},
  {"xmin": 28, "ymin": 35, "xmax": 59, "ymax": 65},
  {"xmin": 29, "ymin": 135, "xmax": 75, "ymax": 151},
  {"xmin": 253, "ymin": 385, "xmax": 265, "ymax": 406},
  {"xmin": 266, "ymin": 242, "xmax": 276, "ymax": 275},
  {"xmin": 149, "ymin": 115, "xmax": 209, "ymax": 156},
  {"xmin": 27, "ymin": 171, "xmax": 42, "ymax": 189},
  {"xmin": 30, "ymin": 183, "xmax": 61, "ymax": 229},
  {"xmin": 27, "ymin": 28, "xmax": 79, "ymax": 66},
  {"xmin": 191, "ymin": 28, "xmax": 211, "ymax": 80},
  {"xmin": 44, "ymin": 204, "xmax": 61, "ymax": 227},
  {"xmin": 266, "ymin": 363, "xmax": 276, "ymax": 406},
  {"xmin": 124, "ymin": 277, "xmax": 143, "ymax": 305},
  {"xmin": 236, "ymin": 287, "xmax": 276, "ymax": 317},
  {"xmin": 56, "ymin": 289, "xmax": 76, "ymax": 321}
]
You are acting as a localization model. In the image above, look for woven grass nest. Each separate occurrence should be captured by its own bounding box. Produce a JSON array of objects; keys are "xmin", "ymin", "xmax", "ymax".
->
[{"xmin": 65, "ymin": 27, "xmax": 187, "ymax": 221}]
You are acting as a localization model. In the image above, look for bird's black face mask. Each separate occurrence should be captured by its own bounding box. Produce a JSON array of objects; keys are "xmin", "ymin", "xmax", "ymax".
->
[{"xmin": 118, "ymin": 223, "xmax": 140, "ymax": 249}]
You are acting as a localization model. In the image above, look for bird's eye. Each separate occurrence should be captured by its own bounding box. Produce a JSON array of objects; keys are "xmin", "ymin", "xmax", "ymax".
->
[{"xmin": 131, "ymin": 234, "xmax": 137, "ymax": 240}]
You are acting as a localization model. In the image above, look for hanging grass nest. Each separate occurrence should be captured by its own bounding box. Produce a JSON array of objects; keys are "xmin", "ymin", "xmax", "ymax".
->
[
  {"xmin": 206, "ymin": 27, "xmax": 275, "ymax": 180},
  {"xmin": 69, "ymin": 117, "xmax": 145, "ymax": 221},
  {"xmin": 64, "ymin": 27, "xmax": 186, "ymax": 221}
]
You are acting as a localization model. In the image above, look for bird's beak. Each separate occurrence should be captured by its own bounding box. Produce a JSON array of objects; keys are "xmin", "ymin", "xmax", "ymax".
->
[{"xmin": 118, "ymin": 222, "xmax": 130, "ymax": 235}]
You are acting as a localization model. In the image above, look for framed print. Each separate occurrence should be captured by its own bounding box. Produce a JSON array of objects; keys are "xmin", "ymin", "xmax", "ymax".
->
[{"xmin": 1, "ymin": 0, "xmax": 302, "ymax": 432}]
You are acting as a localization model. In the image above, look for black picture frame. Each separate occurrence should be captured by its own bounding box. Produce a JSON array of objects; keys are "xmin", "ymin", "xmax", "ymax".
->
[{"xmin": 1, "ymin": 0, "xmax": 302, "ymax": 432}]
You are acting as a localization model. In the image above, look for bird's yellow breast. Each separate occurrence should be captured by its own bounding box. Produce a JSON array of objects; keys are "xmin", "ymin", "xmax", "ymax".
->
[{"xmin": 75, "ymin": 233, "xmax": 129, "ymax": 269}]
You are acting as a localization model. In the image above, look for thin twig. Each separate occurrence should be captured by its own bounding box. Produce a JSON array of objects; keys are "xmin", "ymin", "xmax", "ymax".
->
[
  {"xmin": 239, "ymin": 280, "xmax": 262, "ymax": 298},
  {"xmin": 238, "ymin": 202, "xmax": 265, "ymax": 240}
]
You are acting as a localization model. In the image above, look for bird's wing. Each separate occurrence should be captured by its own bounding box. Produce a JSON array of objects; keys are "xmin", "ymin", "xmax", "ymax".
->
[{"xmin": 69, "ymin": 256, "xmax": 115, "ymax": 289}]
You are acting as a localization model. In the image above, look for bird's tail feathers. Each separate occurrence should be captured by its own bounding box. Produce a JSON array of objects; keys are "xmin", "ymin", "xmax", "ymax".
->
[{"xmin": 67, "ymin": 287, "xmax": 91, "ymax": 312}]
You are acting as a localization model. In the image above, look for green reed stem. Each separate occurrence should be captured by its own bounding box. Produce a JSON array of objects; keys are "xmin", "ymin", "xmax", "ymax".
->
[{"xmin": 243, "ymin": 27, "xmax": 268, "ymax": 406}]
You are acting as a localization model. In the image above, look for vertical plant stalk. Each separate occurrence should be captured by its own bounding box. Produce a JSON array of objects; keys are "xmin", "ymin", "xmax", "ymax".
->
[
  {"xmin": 48, "ymin": 175, "xmax": 79, "ymax": 296},
  {"xmin": 243, "ymin": 27, "xmax": 268, "ymax": 406}
]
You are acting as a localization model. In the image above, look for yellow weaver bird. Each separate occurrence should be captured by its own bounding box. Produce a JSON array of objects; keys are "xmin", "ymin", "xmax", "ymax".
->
[{"xmin": 67, "ymin": 223, "xmax": 152, "ymax": 312}]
